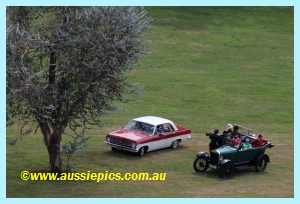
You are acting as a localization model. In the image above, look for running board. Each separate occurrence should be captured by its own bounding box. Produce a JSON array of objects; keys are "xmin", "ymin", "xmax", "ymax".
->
[{"xmin": 235, "ymin": 165, "xmax": 253, "ymax": 171}]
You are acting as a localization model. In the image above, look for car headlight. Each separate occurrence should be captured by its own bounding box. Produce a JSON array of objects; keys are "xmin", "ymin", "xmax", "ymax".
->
[
  {"xmin": 106, "ymin": 137, "xmax": 111, "ymax": 142},
  {"xmin": 219, "ymin": 155, "xmax": 223, "ymax": 162},
  {"xmin": 132, "ymin": 143, "xmax": 137, "ymax": 149},
  {"xmin": 204, "ymin": 152, "xmax": 209, "ymax": 157}
]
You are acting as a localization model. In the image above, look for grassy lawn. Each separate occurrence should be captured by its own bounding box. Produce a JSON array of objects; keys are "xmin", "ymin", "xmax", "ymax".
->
[{"xmin": 6, "ymin": 6, "xmax": 294, "ymax": 198}]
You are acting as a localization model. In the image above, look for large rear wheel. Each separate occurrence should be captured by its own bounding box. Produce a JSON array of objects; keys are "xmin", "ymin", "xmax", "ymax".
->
[
  {"xmin": 255, "ymin": 155, "xmax": 268, "ymax": 172},
  {"xmin": 171, "ymin": 140, "xmax": 179, "ymax": 149}
]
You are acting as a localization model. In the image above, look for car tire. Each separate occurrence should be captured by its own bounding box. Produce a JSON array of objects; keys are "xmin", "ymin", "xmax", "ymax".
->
[
  {"xmin": 255, "ymin": 155, "xmax": 268, "ymax": 172},
  {"xmin": 219, "ymin": 162, "xmax": 234, "ymax": 179},
  {"xmin": 171, "ymin": 140, "xmax": 178, "ymax": 149},
  {"xmin": 193, "ymin": 156, "xmax": 209, "ymax": 172},
  {"xmin": 138, "ymin": 146, "xmax": 145, "ymax": 156},
  {"xmin": 111, "ymin": 147, "xmax": 117, "ymax": 151}
]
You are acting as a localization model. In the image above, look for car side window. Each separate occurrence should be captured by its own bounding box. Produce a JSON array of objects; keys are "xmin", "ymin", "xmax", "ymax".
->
[{"xmin": 162, "ymin": 123, "xmax": 174, "ymax": 133}]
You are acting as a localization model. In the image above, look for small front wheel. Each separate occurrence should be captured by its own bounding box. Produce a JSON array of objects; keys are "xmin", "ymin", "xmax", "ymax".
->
[
  {"xmin": 219, "ymin": 162, "xmax": 234, "ymax": 178},
  {"xmin": 193, "ymin": 156, "xmax": 209, "ymax": 172}
]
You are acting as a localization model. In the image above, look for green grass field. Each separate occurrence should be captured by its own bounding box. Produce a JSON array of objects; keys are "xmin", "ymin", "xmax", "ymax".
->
[{"xmin": 6, "ymin": 7, "xmax": 294, "ymax": 198}]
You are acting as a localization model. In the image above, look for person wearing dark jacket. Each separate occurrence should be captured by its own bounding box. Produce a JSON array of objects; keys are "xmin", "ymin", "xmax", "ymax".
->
[{"xmin": 231, "ymin": 125, "xmax": 241, "ymax": 139}]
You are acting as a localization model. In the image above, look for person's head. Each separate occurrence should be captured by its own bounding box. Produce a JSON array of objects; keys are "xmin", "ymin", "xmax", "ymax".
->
[
  {"xmin": 245, "ymin": 138, "xmax": 250, "ymax": 143},
  {"xmin": 233, "ymin": 133, "xmax": 239, "ymax": 138},
  {"xmin": 226, "ymin": 124, "xmax": 233, "ymax": 130},
  {"xmin": 214, "ymin": 129, "xmax": 219, "ymax": 134},
  {"xmin": 258, "ymin": 133, "xmax": 264, "ymax": 139},
  {"xmin": 234, "ymin": 126, "xmax": 239, "ymax": 131}
]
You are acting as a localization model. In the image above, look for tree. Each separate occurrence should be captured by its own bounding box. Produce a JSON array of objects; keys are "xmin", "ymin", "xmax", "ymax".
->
[{"xmin": 6, "ymin": 6, "xmax": 152, "ymax": 173}]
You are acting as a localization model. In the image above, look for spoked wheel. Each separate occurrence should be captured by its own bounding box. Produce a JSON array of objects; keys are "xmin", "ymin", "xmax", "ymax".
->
[
  {"xmin": 138, "ymin": 146, "xmax": 145, "ymax": 156},
  {"xmin": 193, "ymin": 156, "xmax": 209, "ymax": 172},
  {"xmin": 255, "ymin": 155, "xmax": 268, "ymax": 172},
  {"xmin": 219, "ymin": 162, "xmax": 234, "ymax": 178},
  {"xmin": 171, "ymin": 140, "xmax": 178, "ymax": 149}
]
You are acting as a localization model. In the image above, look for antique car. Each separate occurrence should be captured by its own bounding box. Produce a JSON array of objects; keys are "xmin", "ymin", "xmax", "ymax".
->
[
  {"xmin": 208, "ymin": 124, "xmax": 257, "ymax": 151},
  {"xmin": 105, "ymin": 116, "xmax": 192, "ymax": 156},
  {"xmin": 193, "ymin": 125, "xmax": 275, "ymax": 178}
]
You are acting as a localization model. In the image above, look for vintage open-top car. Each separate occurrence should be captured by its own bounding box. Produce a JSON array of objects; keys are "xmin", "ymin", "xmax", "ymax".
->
[
  {"xmin": 193, "ymin": 125, "xmax": 275, "ymax": 178},
  {"xmin": 105, "ymin": 116, "xmax": 192, "ymax": 156}
]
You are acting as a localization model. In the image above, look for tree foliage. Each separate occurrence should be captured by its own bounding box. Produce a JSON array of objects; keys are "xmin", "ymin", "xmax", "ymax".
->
[{"xmin": 6, "ymin": 6, "xmax": 152, "ymax": 172}]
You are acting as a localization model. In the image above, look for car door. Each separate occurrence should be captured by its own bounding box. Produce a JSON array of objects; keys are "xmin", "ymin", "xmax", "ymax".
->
[
  {"xmin": 148, "ymin": 133, "xmax": 165, "ymax": 150},
  {"xmin": 160, "ymin": 123, "xmax": 176, "ymax": 148},
  {"xmin": 147, "ymin": 125, "xmax": 168, "ymax": 150},
  {"xmin": 238, "ymin": 148, "xmax": 255, "ymax": 163}
]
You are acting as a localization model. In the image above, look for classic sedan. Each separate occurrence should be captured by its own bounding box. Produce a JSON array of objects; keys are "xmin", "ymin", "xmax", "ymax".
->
[{"xmin": 105, "ymin": 116, "xmax": 192, "ymax": 156}]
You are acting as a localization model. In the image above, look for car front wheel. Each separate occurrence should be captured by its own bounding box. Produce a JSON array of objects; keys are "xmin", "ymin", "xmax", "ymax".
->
[
  {"xmin": 193, "ymin": 156, "xmax": 209, "ymax": 172},
  {"xmin": 219, "ymin": 162, "xmax": 234, "ymax": 179},
  {"xmin": 255, "ymin": 155, "xmax": 268, "ymax": 172},
  {"xmin": 138, "ymin": 146, "xmax": 145, "ymax": 156}
]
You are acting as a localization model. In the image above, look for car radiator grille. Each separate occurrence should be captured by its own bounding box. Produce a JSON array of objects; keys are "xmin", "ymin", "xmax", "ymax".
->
[
  {"xmin": 210, "ymin": 151, "xmax": 220, "ymax": 165},
  {"xmin": 110, "ymin": 138, "xmax": 132, "ymax": 148}
]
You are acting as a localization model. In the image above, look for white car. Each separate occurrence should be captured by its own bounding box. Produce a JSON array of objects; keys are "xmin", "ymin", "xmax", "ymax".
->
[{"xmin": 105, "ymin": 116, "xmax": 192, "ymax": 156}]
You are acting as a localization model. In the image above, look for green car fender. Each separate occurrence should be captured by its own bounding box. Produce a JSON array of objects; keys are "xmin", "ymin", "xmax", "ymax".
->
[
  {"xmin": 256, "ymin": 154, "xmax": 270, "ymax": 163},
  {"xmin": 220, "ymin": 159, "xmax": 234, "ymax": 166},
  {"xmin": 195, "ymin": 151, "xmax": 210, "ymax": 159}
]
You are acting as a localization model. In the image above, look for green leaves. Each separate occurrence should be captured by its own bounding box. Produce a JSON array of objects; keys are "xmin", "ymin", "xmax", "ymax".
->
[{"xmin": 6, "ymin": 7, "xmax": 152, "ymax": 164}]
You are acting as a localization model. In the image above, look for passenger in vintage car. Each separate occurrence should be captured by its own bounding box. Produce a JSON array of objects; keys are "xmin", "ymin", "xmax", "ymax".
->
[
  {"xmin": 242, "ymin": 138, "xmax": 252, "ymax": 150},
  {"xmin": 231, "ymin": 133, "xmax": 241, "ymax": 148},
  {"xmin": 251, "ymin": 133, "xmax": 269, "ymax": 148},
  {"xmin": 223, "ymin": 124, "xmax": 233, "ymax": 135},
  {"xmin": 231, "ymin": 125, "xmax": 241, "ymax": 138}
]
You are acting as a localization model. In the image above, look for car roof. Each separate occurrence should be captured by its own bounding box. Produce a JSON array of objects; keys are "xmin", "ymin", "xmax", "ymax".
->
[{"xmin": 132, "ymin": 116, "xmax": 178, "ymax": 130}]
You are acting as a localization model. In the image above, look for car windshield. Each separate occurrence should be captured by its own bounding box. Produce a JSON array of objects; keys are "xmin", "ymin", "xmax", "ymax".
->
[{"xmin": 125, "ymin": 120, "xmax": 155, "ymax": 135}]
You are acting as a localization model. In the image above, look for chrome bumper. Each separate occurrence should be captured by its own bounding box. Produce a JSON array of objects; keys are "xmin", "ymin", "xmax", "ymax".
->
[{"xmin": 105, "ymin": 141, "xmax": 139, "ymax": 153}]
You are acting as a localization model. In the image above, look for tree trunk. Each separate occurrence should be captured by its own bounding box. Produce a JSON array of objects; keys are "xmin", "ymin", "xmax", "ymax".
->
[
  {"xmin": 40, "ymin": 121, "xmax": 62, "ymax": 173},
  {"xmin": 48, "ymin": 129, "xmax": 62, "ymax": 174}
]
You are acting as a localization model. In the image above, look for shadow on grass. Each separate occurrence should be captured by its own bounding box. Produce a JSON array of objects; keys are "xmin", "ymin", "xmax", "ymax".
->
[
  {"xmin": 102, "ymin": 145, "xmax": 190, "ymax": 159},
  {"xmin": 191, "ymin": 167, "xmax": 270, "ymax": 181}
]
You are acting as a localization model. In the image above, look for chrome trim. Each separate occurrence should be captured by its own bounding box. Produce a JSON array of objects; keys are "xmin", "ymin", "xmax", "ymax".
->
[{"xmin": 105, "ymin": 141, "xmax": 139, "ymax": 153}]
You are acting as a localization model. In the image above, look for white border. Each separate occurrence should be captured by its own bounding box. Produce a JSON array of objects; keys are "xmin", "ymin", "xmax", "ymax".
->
[{"xmin": 2, "ymin": 1, "xmax": 297, "ymax": 204}]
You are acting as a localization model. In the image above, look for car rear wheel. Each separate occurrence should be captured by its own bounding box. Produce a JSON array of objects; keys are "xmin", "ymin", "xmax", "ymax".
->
[
  {"xmin": 193, "ymin": 156, "xmax": 209, "ymax": 172},
  {"xmin": 219, "ymin": 162, "xmax": 234, "ymax": 178},
  {"xmin": 138, "ymin": 146, "xmax": 145, "ymax": 156},
  {"xmin": 255, "ymin": 155, "xmax": 268, "ymax": 172},
  {"xmin": 171, "ymin": 140, "xmax": 178, "ymax": 149}
]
